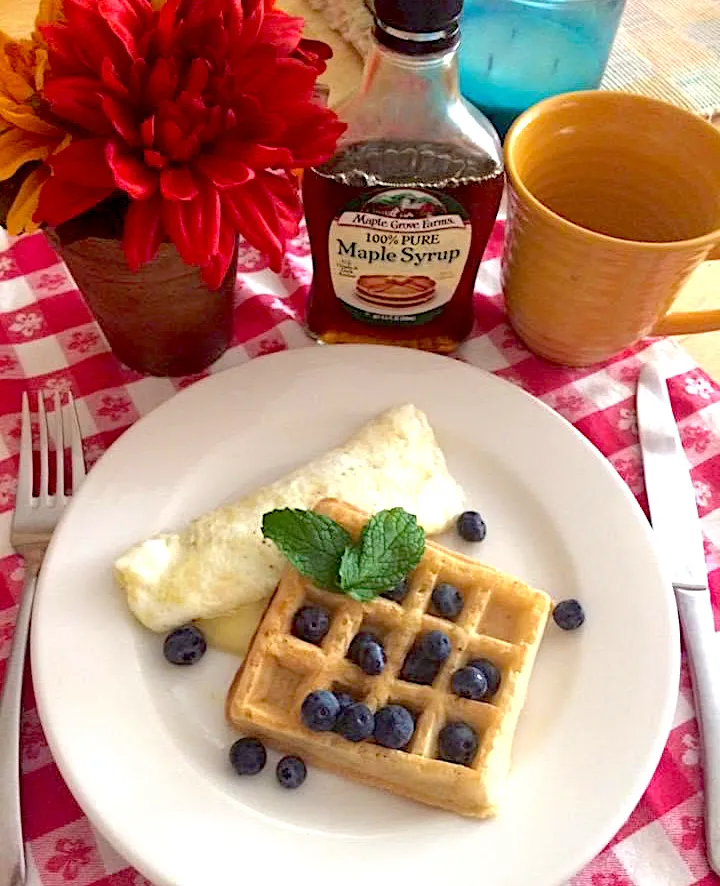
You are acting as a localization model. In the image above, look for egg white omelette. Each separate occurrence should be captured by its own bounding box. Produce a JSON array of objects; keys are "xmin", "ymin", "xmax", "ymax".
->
[{"xmin": 114, "ymin": 403, "xmax": 465, "ymax": 633}]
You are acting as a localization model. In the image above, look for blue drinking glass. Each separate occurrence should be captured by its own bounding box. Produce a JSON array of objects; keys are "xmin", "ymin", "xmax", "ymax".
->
[{"xmin": 458, "ymin": 0, "xmax": 626, "ymax": 138}]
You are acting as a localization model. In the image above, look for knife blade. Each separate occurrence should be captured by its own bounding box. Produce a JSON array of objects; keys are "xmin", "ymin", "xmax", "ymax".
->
[{"xmin": 637, "ymin": 363, "xmax": 720, "ymax": 876}]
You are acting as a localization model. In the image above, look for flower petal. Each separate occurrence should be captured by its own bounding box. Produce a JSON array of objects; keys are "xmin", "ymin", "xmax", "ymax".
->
[
  {"xmin": 34, "ymin": 175, "xmax": 114, "ymax": 225},
  {"xmin": 201, "ymin": 218, "xmax": 236, "ymax": 289},
  {"xmin": 255, "ymin": 9, "xmax": 304, "ymax": 55},
  {"xmin": 197, "ymin": 105, "xmax": 223, "ymax": 145},
  {"xmin": 221, "ymin": 172, "xmax": 300, "ymax": 272},
  {"xmin": 32, "ymin": 46, "xmax": 51, "ymax": 92},
  {"xmin": 100, "ymin": 57, "xmax": 130, "ymax": 98},
  {"xmin": 0, "ymin": 94, "xmax": 62, "ymax": 138},
  {"xmin": 6, "ymin": 164, "xmax": 48, "ymax": 235},
  {"xmin": 161, "ymin": 197, "xmax": 197, "ymax": 265},
  {"xmin": 47, "ymin": 138, "xmax": 116, "ymax": 187},
  {"xmin": 155, "ymin": 0, "xmax": 181, "ymax": 56},
  {"xmin": 39, "ymin": 22, "xmax": 90, "ymax": 78},
  {"xmin": 106, "ymin": 139, "xmax": 157, "ymax": 198},
  {"xmin": 0, "ymin": 129, "xmax": 51, "ymax": 178},
  {"xmin": 228, "ymin": 43, "xmax": 277, "ymax": 94},
  {"xmin": 232, "ymin": 0, "xmax": 266, "ymax": 53},
  {"xmin": 0, "ymin": 45, "xmax": 36, "ymax": 103},
  {"xmin": 234, "ymin": 144, "xmax": 293, "ymax": 170},
  {"xmin": 199, "ymin": 183, "xmax": 221, "ymax": 258},
  {"xmin": 43, "ymin": 78, "xmax": 116, "ymax": 135},
  {"xmin": 156, "ymin": 119, "xmax": 198, "ymax": 162},
  {"xmin": 160, "ymin": 166, "xmax": 197, "ymax": 200},
  {"xmin": 122, "ymin": 191, "xmax": 164, "ymax": 269},
  {"xmin": 144, "ymin": 148, "xmax": 167, "ymax": 169},
  {"xmin": 193, "ymin": 152, "xmax": 253, "ymax": 189},
  {"xmin": 257, "ymin": 169, "xmax": 302, "ymax": 227},
  {"xmin": 35, "ymin": 0, "xmax": 65, "ymax": 27},
  {"xmin": 128, "ymin": 57, "xmax": 148, "ymax": 96},
  {"xmin": 99, "ymin": 0, "xmax": 153, "ymax": 61},
  {"xmin": 141, "ymin": 114, "xmax": 155, "ymax": 148},
  {"xmin": 282, "ymin": 103, "xmax": 347, "ymax": 167},
  {"xmin": 101, "ymin": 95, "xmax": 141, "ymax": 147},
  {"xmin": 184, "ymin": 58, "xmax": 210, "ymax": 96},
  {"xmin": 147, "ymin": 57, "xmax": 178, "ymax": 106},
  {"xmin": 294, "ymin": 38, "xmax": 333, "ymax": 74},
  {"xmin": 48, "ymin": 0, "xmax": 133, "ymax": 78}
]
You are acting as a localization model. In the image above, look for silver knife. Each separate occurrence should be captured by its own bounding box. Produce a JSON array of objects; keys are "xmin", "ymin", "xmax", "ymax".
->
[{"xmin": 637, "ymin": 363, "xmax": 720, "ymax": 875}]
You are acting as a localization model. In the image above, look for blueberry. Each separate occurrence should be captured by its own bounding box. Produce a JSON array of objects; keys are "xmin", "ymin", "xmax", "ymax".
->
[
  {"xmin": 348, "ymin": 632, "xmax": 386, "ymax": 676},
  {"xmin": 417, "ymin": 630, "xmax": 451, "ymax": 663},
  {"xmin": 468, "ymin": 658, "xmax": 501, "ymax": 696},
  {"xmin": 382, "ymin": 577, "xmax": 409, "ymax": 604},
  {"xmin": 334, "ymin": 691, "xmax": 355, "ymax": 712},
  {"xmin": 163, "ymin": 624, "xmax": 207, "ymax": 665},
  {"xmin": 348, "ymin": 629, "xmax": 378, "ymax": 651},
  {"xmin": 438, "ymin": 721, "xmax": 479, "ymax": 766},
  {"xmin": 301, "ymin": 690, "xmax": 340, "ymax": 731},
  {"xmin": 552, "ymin": 599, "xmax": 585, "ymax": 631},
  {"xmin": 400, "ymin": 649, "xmax": 441, "ymax": 685},
  {"xmin": 276, "ymin": 755, "xmax": 307, "ymax": 789},
  {"xmin": 357, "ymin": 641, "xmax": 385, "ymax": 675},
  {"xmin": 373, "ymin": 704, "xmax": 415, "ymax": 749},
  {"xmin": 335, "ymin": 703, "xmax": 375, "ymax": 742},
  {"xmin": 451, "ymin": 666, "xmax": 488, "ymax": 701},
  {"xmin": 229, "ymin": 737, "xmax": 266, "ymax": 775},
  {"xmin": 292, "ymin": 605, "xmax": 330, "ymax": 644},
  {"xmin": 356, "ymin": 629, "xmax": 380, "ymax": 643},
  {"xmin": 456, "ymin": 510, "xmax": 487, "ymax": 542},
  {"xmin": 431, "ymin": 582, "xmax": 464, "ymax": 619},
  {"xmin": 332, "ymin": 692, "xmax": 356, "ymax": 733}
]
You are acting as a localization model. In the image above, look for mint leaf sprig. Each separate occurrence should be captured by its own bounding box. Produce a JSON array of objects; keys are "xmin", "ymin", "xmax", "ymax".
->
[{"xmin": 261, "ymin": 507, "xmax": 425, "ymax": 602}]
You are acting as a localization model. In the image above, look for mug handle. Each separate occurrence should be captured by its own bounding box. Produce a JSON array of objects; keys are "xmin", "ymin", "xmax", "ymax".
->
[{"xmin": 652, "ymin": 243, "xmax": 720, "ymax": 336}]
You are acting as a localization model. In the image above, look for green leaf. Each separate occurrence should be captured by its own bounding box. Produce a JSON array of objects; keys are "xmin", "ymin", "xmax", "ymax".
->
[
  {"xmin": 261, "ymin": 508, "xmax": 351, "ymax": 591},
  {"xmin": 339, "ymin": 508, "xmax": 425, "ymax": 599}
]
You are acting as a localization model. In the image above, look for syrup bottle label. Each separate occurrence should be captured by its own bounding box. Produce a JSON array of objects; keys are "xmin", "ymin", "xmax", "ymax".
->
[{"xmin": 327, "ymin": 188, "xmax": 472, "ymax": 326}]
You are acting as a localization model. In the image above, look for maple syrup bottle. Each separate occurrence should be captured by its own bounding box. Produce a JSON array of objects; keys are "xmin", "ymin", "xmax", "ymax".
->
[{"xmin": 303, "ymin": 0, "xmax": 504, "ymax": 353}]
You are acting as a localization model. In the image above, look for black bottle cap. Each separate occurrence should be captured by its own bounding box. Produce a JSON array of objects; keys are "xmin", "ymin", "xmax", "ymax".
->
[
  {"xmin": 373, "ymin": 0, "xmax": 463, "ymax": 54},
  {"xmin": 373, "ymin": 0, "xmax": 463, "ymax": 33}
]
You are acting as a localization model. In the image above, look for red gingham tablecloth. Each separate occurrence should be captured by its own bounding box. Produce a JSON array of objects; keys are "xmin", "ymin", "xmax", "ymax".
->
[{"xmin": 1, "ymin": 219, "xmax": 719, "ymax": 886}]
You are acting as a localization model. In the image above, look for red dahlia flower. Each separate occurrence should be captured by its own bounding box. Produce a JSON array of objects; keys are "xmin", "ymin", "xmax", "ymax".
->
[{"xmin": 34, "ymin": 0, "xmax": 345, "ymax": 287}]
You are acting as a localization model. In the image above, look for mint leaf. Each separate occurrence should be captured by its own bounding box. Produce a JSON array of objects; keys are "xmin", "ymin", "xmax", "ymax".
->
[
  {"xmin": 261, "ymin": 509, "xmax": 351, "ymax": 591},
  {"xmin": 335, "ymin": 545, "xmax": 377, "ymax": 603},
  {"xmin": 339, "ymin": 508, "xmax": 425, "ymax": 601}
]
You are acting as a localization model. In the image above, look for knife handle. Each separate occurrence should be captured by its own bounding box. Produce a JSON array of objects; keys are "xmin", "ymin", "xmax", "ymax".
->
[{"xmin": 676, "ymin": 588, "xmax": 720, "ymax": 876}]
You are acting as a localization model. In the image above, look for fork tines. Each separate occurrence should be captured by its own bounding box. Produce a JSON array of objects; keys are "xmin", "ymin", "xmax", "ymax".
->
[{"xmin": 17, "ymin": 392, "xmax": 84, "ymax": 507}]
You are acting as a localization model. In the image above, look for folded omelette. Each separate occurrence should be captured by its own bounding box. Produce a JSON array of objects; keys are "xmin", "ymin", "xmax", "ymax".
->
[{"xmin": 114, "ymin": 403, "xmax": 465, "ymax": 632}]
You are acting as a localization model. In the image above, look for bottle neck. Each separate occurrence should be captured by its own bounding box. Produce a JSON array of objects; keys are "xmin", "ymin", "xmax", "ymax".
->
[{"xmin": 358, "ymin": 43, "xmax": 461, "ymax": 111}]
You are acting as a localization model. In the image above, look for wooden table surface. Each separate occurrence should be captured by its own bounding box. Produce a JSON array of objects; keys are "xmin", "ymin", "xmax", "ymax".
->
[{"xmin": 4, "ymin": 0, "xmax": 719, "ymax": 379}]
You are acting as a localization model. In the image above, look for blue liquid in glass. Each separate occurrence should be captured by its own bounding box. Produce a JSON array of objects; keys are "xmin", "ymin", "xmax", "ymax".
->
[{"xmin": 459, "ymin": 0, "xmax": 625, "ymax": 137}]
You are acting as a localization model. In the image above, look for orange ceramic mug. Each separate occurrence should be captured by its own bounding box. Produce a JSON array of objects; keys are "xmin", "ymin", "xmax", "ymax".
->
[{"xmin": 502, "ymin": 91, "xmax": 720, "ymax": 366}]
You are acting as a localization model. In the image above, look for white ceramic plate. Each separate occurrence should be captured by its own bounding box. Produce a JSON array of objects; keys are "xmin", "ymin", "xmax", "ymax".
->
[{"xmin": 32, "ymin": 344, "xmax": 679, "ymax": 886}]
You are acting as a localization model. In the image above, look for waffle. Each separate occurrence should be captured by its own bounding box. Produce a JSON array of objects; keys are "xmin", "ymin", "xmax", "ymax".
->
[{"xmin": 226, "ymin": 499, "xmax": 552, "ymax": 817}]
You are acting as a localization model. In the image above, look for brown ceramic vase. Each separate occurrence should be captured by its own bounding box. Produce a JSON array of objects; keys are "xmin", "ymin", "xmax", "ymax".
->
[{"xmin": 48, "ymin": 204, "xmax": 236, "ymax": 376}]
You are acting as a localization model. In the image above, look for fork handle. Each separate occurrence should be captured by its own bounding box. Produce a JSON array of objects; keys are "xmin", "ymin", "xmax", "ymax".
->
[{"xmin": 0, "ymin": 570, "xmax": 38, "ymax": 886}]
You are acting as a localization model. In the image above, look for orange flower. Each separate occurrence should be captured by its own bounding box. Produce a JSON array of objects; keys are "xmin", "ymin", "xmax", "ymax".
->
[{"xmin": 0, "ymin": 0, "xmax": 67, "ymax": 234}]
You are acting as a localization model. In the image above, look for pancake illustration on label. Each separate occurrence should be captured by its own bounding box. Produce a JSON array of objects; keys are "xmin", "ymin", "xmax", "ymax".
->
[{"xmin": 355, "ymin": 274, "xmax": 437, "ymax": 309}]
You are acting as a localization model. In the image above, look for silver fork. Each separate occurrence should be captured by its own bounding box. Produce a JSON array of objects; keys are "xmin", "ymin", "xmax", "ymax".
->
[{"xmin": 0, "ymin": 392, "xmax": 86, "ymax": 886}]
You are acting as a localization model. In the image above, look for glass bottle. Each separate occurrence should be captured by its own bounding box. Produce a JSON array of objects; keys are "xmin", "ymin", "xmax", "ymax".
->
[{"xmin": 302, "ymin": 0, "xmax": 504, "ymax": 354}]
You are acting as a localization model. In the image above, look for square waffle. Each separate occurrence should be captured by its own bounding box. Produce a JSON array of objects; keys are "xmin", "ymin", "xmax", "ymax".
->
[{"xmin": 226, "ymin": 498, "xmax": 552, "ymax": 817}]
